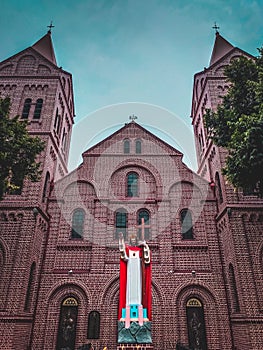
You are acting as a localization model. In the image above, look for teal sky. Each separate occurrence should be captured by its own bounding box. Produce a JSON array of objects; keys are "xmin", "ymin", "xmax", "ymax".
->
[{"xmin": 1, "ymin": 0, "xmax": 263, "ymax": 171}]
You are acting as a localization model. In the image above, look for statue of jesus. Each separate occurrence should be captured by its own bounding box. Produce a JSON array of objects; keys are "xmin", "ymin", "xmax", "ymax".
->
[{"xmin": 118, "ymin": 220, "xmax": 151, "ymax": 329}]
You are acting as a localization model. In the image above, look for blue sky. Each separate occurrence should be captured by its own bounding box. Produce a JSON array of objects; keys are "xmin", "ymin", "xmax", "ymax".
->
[{"xmin": 1, "ymin": 0, "xmax": 262, "ymax": 171}]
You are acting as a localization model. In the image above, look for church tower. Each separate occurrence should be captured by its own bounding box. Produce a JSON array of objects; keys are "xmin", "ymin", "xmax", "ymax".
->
[
  {"xmin": 0, "ymin": 28, "xmax": 75, "ymax": 194},
  {"xmin": 0, "ymin": 29, "xmax": 75, "ymax": 348},
  {"xmin": 191, "ymin": 30, "xmax": 263, "ymax": 349}
]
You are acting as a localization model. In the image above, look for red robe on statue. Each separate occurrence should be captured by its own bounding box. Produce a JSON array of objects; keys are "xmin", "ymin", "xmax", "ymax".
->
[{"xmin": 118, "ymin": 245, "xmax": 152, "ymax": 320}]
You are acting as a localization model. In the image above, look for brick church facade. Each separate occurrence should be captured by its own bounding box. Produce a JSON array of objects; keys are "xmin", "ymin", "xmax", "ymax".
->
[{"xmin": 0, "ymin": 29, "xmax": 262, "ymax": 350}]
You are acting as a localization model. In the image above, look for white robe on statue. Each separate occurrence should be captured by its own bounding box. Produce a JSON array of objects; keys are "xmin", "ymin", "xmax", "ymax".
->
[{"xmin": 126, "ymin": 249, "xmax": 142, "ymax": 305}]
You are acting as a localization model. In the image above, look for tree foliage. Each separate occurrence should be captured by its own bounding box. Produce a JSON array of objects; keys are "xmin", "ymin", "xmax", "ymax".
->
[
  {"xmin": 204, "ymin": 48, "xmax": 263, "ymax": 196},
  {"xmin": 0, "ymin": 97, "xmax": 45, "ymax": 199}
]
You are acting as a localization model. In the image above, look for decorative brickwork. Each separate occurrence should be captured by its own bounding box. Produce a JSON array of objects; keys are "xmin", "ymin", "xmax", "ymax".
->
[{"xmin": 117, "ymin": 344, "xmax": 153, "ymax": 350}]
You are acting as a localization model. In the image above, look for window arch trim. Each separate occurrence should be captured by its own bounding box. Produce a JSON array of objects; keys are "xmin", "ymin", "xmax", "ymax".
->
[{"xmin": 62, "ymin": 297, "xmax": 78, "ymax": 306}]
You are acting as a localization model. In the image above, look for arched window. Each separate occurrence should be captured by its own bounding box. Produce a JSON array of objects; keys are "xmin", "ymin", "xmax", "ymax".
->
[
  {"xmin": 180, "ymin": 209, "xmax": 194, "ymax": 239},
  {"xmin": 33, "ymin": 98, "xmax": 43, "ymax": 119},
  {"xmin": 62, "ymin": 129, "xmax": 68, "ymax": 153},
  {"xmin": 124, "ymin": 139, "xmax": 130, "ymax": 154},
  {"xmin": 137, "ymin": 209, "xmax": 150, "ymax": 240},
  {"xmin": 127, "ymin": 172, "xmax": 138, "ymax": 197},
  {"xmin": 135, "ymin": 139, "xmax": 142, "ymax": 154},
  {"xmin": 201, "ymin": 130, "xmax": 204, "ymax": 147},
  {"xmin": 67, "ymin": 78, "xmax": 71, "ymax": 99},
  {"xmin": 87, "ymin": 311, "xmax": 100, "ymax": 339},
  {"xmin": 42, "ymin": 172, "xmax": 50, "ymax": 203},
  {"xmin": 195, "ymin": 79, "xmax": 199, "ymax": 98},
  {"xmin": 215, "ymin": 172, "xmax": 223, "ymax": 204},
  {"xmin": 71, "ymin": 209, "xmax": 85, "ymax": 239},
  {"xmin": 54, "ymin": 108, "xmax": 61, "ymax": 135},
  {"xmin": 115, "ymin": 209, "xmax": 127, "ymax": 239},
  {"xmin": 21, "ymin": 98, "xmax": 32, "ymax": 119},
  {"xmin": 186, "ymin": 298, "xmax": 207, "ymax": 350},
  {"xmin": 24, "ymin": 262, "xmax": 36, "ymax": 311},
  {"xmin": 229, "ymin": 264, "xmax": 240, "ymax": 313},
  {"xmin": 198, "ymin": 132, "xmax": 204, "ymax": 154},
  {"xmin": 56, "ymin": 297, "xmax": 78, "ymax": 350}
]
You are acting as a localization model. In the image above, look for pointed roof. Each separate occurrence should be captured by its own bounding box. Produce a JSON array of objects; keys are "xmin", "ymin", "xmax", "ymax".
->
[
  {"xmin": 32, "ymin": 31, "xmax": 57, "ymax": 65},
  {"xmin": 209, "ymin": 32, "xmax": 234, "ymax": 66}
]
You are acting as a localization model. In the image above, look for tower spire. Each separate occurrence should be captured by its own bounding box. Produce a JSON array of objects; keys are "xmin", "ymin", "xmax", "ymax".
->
[
  {"xmin": 32, "ymin": 28, "xmax": 57, "ymax": 65},
  {"xmin": 209, "ymin": 30, "xmax": 234, "ymax": 66}
]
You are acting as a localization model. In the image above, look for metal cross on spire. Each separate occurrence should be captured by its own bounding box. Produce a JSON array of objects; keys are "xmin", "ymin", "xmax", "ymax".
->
[
  {"xmin": 47, "ymin": 21, "xmax": 55, "ymax": 34},
  {"xmin": 129, "ymin": 114, "xmax": 138, "ymax": 122},
  {"xmin": 212, "ymin": 22, "xmax": 220, "ymax": 34}
]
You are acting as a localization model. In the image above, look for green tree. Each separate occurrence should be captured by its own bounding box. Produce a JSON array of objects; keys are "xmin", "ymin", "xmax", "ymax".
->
[
  {"xmin": 0, "ymin": 97, "xmax": 45, "ymax": 199},
  {"xmin": 205, "ymin": 48, "xmax": 263, "ymax": 197}
]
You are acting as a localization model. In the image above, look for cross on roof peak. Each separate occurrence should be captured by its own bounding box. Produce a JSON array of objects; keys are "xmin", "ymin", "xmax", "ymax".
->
[
  {"xmin": 212, "ymin": 22, "xmax": 220, "ymax": 35},
  {"xmin": 129, "ymin": 114, "xmax": 138, "ymax": 122},
  {"xmin": 47, "ymin": 21, "xmax": 55, "ymax": 34}
]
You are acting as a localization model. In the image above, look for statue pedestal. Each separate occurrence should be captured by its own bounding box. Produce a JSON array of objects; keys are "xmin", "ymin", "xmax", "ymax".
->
[
  {"xmin": 118, "ymin": 321, "xmax": 152, "ymax": 344},
  {"xmin": 117, "ymin": 345, "xmax": 154, "ymax": 350}
]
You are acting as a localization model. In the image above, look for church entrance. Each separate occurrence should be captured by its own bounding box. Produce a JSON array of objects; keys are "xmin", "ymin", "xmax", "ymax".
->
[
  {"xmin": 186, "ymin": 298, "xmax": 207, "ymax": 350},
  {"xmin": 56, "ymin": 297, "xmax": 78, "ymax": 350}
]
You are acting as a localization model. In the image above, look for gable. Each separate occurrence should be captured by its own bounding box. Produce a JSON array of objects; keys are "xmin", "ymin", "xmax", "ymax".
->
[
  {"xmin": 0, "ymin": 47, "xmax": 62, "ymax": 77},
  {"xmin": 82, "ymin": 122, "xmax": 183, "ymax": 158},
  {"xmin": 208, "ymin": 47, "xmax": 254, "ymax": 71}
]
